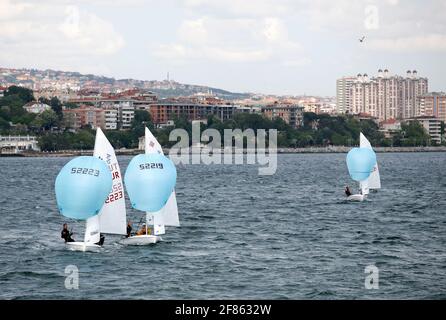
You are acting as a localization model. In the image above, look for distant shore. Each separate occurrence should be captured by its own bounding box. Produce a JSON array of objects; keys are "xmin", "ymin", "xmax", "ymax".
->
[{"xmin": 2, "ymin": 146, "xmax": 446, "ymax": 157}]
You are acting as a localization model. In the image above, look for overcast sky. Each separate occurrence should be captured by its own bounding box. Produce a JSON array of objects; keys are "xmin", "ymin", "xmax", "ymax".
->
[{"xmin": 1, "ymin": 0, "xmax": 445, "ymax": 96}]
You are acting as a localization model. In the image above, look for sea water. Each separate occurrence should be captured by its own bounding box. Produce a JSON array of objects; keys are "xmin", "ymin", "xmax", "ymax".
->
[{"xmin": 0, "ymin": 153, "xmax": 445, "ymax": 299}]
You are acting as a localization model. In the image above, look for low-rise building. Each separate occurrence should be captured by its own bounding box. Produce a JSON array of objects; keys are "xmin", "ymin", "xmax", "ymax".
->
[
  {"xmin": 235, "ymin": 105, "xmax": 262, "ymax": 114},
  {"xmin": 0, "ymin": 135, "xmax": 39, "ymax": 153},
  {"xmin": 63, "ymin": 105, "xmax": 105, "ymax": 130},
  {"xmin": 99, "ymin": 99, "xmax": 135, "ymax": 129},
  {"xmin": 150, "ymin": 99, "xmax": 237, "ymax": 124},
  {"xmin": 353, "ymin": 112, "xmax": 379, "ymax": 124},
  {"xmin": 379, "ymin": 119, "xmax": 401, "ymax": 138},
  {"xmin": 23, "ymin": 102, "xmax": 51, "ymax": 114},
  {"xmin": 261, "ymin": 104, "xmax": 304, "ymax": 128},
  {"xmin": 406, "ymin": 116, "xmax": 442, "ymax": 144}
]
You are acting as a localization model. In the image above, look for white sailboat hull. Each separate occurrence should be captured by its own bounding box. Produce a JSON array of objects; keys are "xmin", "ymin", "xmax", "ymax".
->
[
  {"xmin": 119, "ymin": 235, "xmax": 161, "ymax": 245},
  {"xmin": 66, "ymin": 241, "xmax": 102, "ymax": 252},
  {"xmin": 347, "ymin": 194, "xmax": 365, "ymax": 202}
]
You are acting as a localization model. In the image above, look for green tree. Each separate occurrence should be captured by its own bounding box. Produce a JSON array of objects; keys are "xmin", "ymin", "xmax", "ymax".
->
[
  {"xmin": 31, "ymin": 109, "xmax": 60, "ymax": 131},
  {"xmin": 105, "ymin": 130, "xmax": 135, "ymax": 149},
  {"xmin": 4, "ymin": 86, "xmax": 34, "ymax": 103},
  {"xmin": 131, "ymin": 110, "xmax": 154, "ymax": 139},
  {"xmin": 0, "ymin": 117, "xmax": 10, "ymax": 131},
  {"xmin": 49, "ymin": 97, "xmax": 63, "ymax": 117},
  {"xmin": 400, "ymin": 121, "xmax": 430, "ymax": 146},
  {"xmin": 69, "ymin": 129, "xmax": 95, "ymax": 149}
]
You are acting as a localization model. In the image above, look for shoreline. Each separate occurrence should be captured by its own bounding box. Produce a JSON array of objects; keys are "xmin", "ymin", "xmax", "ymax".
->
[{"xmin": 2, "ymin": 146, "xmax": 446, "ymax": 157}]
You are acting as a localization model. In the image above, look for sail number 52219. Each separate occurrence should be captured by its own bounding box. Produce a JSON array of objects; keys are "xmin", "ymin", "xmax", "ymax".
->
[{"xmin": 139, "ymin": 163, "xmax": 164, "ymax": 170}]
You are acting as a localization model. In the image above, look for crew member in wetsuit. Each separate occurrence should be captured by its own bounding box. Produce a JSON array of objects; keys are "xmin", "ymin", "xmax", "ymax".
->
[
  {"xmin": 126, "ymin": 221, "xmax": 133, "ymax": 238},
  {"xmin": 345, "ymin": 185, "xmax": 352, "ymax": 197},
  {"xmin": 61, "ymin": 223, "xmax": 75, "ymax": 242}
]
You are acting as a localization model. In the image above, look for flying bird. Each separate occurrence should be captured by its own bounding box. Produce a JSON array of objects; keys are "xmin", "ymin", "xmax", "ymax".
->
[{"xmin": 359, "ymin": 36, "xmax": 365, "ymax": 43}]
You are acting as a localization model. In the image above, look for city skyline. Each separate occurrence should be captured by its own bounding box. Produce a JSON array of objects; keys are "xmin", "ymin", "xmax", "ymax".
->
[{"xmin": 0, "ymin": 0, "xmax": 445, "ymax": 96}]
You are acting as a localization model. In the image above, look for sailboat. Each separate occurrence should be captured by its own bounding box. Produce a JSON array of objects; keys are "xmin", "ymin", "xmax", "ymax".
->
[
  {"xmin": 55, "ymin": 156, "xmax": 112, "ymax": 252},
  {"xmin": 57, "ymin": 128, "xmax": 127, "ymax": 252},
  {"xmin": 358, "ymin": 132, "xmax": 381, "ymax": 196},
  {"xmin": 121, "ymin": 127, "xmax": 178, "ymax": 245},
  {"xmin": 346, "ymin": 133, "xmax": 378, "ymax": 202}
]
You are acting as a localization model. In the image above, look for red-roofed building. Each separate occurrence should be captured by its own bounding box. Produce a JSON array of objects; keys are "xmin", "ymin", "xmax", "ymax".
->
[
  {"xmin": 0, "ymin": 86, "xmax": 6, "ymax": 97},
  {"xmin": 379, "ymin": 118, "xmax": 401, "ymax": 138}
]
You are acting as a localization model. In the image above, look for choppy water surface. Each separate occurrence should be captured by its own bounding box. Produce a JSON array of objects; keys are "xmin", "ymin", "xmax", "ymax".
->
[{"xmin": 0, "ymin": 153, "xmax": 445, "ymax": 299}]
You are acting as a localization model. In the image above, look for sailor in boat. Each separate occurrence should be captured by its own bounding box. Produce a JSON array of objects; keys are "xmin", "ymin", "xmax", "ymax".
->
[
  {"xmin": 136, "ymin": 224, "xmax": 152, "ymax": 236},
  {"xmin": 61, "ymin": 223, "xmax": 105, "ymax": 245},
  {"xmin": 97, "ymin": 233, "xmax": 105, "ymax": 246},
  {"xmin": 126, "ymin": 221, "xmax": 133, "ymax": 238},
  {"xmin": 345, "ymin": 185, "xmax": 352, "ymax": 197},
  {"xmin": 61, "ymin": 223, "xmax": 75, "ymax": 243}
]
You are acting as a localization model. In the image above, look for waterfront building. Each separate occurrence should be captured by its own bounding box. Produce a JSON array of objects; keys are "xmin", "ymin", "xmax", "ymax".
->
[{"xmin": 0, "ymin": 135, "xmax": 39, "ymax": 153}]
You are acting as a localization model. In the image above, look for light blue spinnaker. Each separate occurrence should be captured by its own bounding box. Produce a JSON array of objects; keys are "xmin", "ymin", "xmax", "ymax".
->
[
  {"xmin": 55, "ymin": 156, "xmax": 113, "ymax": 220},
  {"xmin": 346, "ymin": 147, "xmax": 377, "ymax": 182},
  {"xmin": 124, "ymin": 153, "xmax": 177, "ymax": 212}
]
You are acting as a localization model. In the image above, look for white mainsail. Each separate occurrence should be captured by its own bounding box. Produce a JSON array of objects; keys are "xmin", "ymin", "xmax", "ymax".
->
[
  {"xmin": 94, "ymin": 128, "xmax": 127, "ymax": 235},
  {"xmin": 144, "ymin": 127, "xmax": 180, "ymax": 234},
  {"xmin": 359, "ymin": 132, "xmax": 381, "ymax": 191},
  {"xmin": 85, "ymin": 215, "xmax": 100, "ymax": 244}
]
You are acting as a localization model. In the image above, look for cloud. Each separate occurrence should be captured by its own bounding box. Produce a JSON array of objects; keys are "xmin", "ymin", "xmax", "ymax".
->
[
  {"xmin": 182, "ymin": 0, "xmax": 292, "ymax": 18},
  {"xmin": 153, "ymin": 16, "xmax": 308, "ymax": 66},
  {"xmin": 367, "ymin": 34, "xmax": 446, "ymax": 52},
  {"xmin": 0, "ymin": 0, "xmax": 124, "ymax": 73},
  {"xmin": 59, "ymin": 6, "xmax": 125, "ymax": 55},
  {"xmin": 0, "ymin": 0, "xmax": 31, "ymax": 19}
]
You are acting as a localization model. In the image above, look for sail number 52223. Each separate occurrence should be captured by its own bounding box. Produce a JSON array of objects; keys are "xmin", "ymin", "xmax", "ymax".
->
[{"xmin": 71, "ymin": 167, "xmax": 99, "ymax": 176}]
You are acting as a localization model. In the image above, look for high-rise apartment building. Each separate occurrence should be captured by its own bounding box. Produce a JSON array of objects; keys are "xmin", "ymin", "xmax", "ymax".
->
[
  {"xmin": 337, "ymin": 69, "xmax": 428, "ymax": 121},
  {"xmin": 401, "ymin": 70, "xmax": 428, "ymax": 118},
  {"xmin": 336, "ymin": 77, "xmax": 356, "ymax": 114}
]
